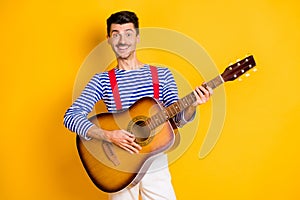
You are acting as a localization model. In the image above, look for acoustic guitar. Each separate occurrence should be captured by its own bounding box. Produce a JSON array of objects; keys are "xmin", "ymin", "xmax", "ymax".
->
[{"xmin": 76, "ymin": 55, "xmax": 256, "ymax": 193}]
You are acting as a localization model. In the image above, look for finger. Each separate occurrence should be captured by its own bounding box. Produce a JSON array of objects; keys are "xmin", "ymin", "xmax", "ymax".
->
[
  {"xmin": 193, "ymin": 89, "xmax": 203, "ymax": 102},
  {"xmin": 194, "ymin": 87, "xmax": 203, "ymax": 97},
  {"xmin": 199, "ymin": 86, "xmax": 209, "ymax": 95},
  {"xmin": 121, "ymin": 130, "xmax": 135, "ymax": 138},
  {"xmin": 195, "ymin": 87, "xmax": 206, "ymax": 101},
  {"xmin": 197, "ymin": 87, "xmax": 209, "ymax": 103},
  {"xmin": 207, "ymin": 86, "xmax": 213, "ymax": 95},
  {"xmin": 124, "ymin": 135, "xmax": 136, "ymax": 143},
  {"xmin": 122, "ymin": 143, "xmax": 140, "ymax": 154},
  {"xmin": 199, "ymin": 87, "xmax": 211, "ymax": 101},
  {"xmin": 120, "ymin": 145, "xmax": 135, "ymax": 154},
  {"xmin": 130, "ymin": 141, "xmax": 142, "ymax": 150},
  {"xmin": 117, "ymin": 130, "xmax": 135, "ymax": 143},
  {"xmin": 121, "ymin": 135, "xmax": 142, "ymax": 150}
]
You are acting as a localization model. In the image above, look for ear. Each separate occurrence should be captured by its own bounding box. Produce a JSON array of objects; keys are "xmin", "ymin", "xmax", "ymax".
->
[
  {"xmin": 107, "ymin": 35, "xmax": 111, "ymax": 45},
  {"xmin": 136, "ymin": 34, "xmax": 140, "ymax": 43}
]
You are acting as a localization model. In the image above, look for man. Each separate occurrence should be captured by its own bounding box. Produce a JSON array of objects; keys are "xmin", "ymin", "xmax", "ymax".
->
[{"xmin": 64, "ymin": 11, "xmax": 211, "ymax": 200}]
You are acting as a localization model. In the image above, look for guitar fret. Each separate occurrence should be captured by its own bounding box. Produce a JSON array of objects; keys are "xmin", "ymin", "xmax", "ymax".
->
[
  {"xmin": 149, "ymin": 119, "xmax": 155, "ymax": 130},
  {"xmin": 166, "ymin": 107, "xmax": 172, "ymax": 118},
  {"xmin": 168, "ymin": 105, "xmax": 176, "ymax": 117},
  {"xmin": 206, "ymin": 75, "xmax": 224, "ymax": 90},
  {"xmin": 155, "ymin": 114, "xmax": 162, "ymax": 124},
  {"xmin": 184, "ymin": 97, "xmax": 189, "ymax": 106},
  {"xmin": 143, "ymin": 119, "xmax": 150, "ymax": 131},
  {"xmin": 188, "ymin": 94, "xmax": 195, "ymax": 105},
  {"xmin": 157, "ymin": 113, "xmax": 165, "ymax": 123},
  {"xmin": 184, "ymin": 93, "xmax": 196, "ymax": 107},
  {"xmin": 152, "ymin": 115, "xmax": 158, "ymax": 127},
  {"xmin": 173, "ymin": 102, "xmax": 181, "ymax": 113},
  {"xmin": 163, "ymin": 109, "xmax": 169, "ymax": 120},
  {"xmin": 147, "ymin": 120, "xmax": 153, "ymax": 130},
  {"xmin": 177, "ymin": 99, "xmax": 183, "ymax": 108},
  {"xmin": 150, "ymin": 110, "xmax": 168, "ymax": 129}
]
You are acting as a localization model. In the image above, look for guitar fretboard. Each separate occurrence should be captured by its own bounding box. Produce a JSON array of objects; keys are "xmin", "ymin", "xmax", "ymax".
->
[{"xmin": 146, "ymin": 75, "xmax": 224, "ymax": 130}]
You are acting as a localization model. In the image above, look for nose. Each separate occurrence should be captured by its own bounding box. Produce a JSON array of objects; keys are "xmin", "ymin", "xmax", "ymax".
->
[{"xmin": 119, "ymin": 34, "xmax": 126, "ymax": 44}]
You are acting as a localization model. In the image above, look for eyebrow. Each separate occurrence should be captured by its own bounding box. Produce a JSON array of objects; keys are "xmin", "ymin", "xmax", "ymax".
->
[{"xmin": 111, "ymin": 29, "xmax": 135, "ymax": 34}]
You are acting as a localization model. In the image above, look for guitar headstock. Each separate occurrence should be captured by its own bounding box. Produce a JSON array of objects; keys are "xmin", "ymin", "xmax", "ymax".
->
[{"xmin": 221, "ymin": 55, "xmax": 256, "ymax": 82}]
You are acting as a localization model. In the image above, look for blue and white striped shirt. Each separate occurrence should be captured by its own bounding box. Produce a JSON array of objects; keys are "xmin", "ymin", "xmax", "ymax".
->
[{"xmin": 64, "ymin": 65, "xmax": 193, "ymax": 139}]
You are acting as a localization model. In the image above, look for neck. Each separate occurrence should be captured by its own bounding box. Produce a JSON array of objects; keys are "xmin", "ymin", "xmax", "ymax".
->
[
  {"xmin": 116, "ymin": 53, "xmax": 143, "ymax": 70},
  {"xmin": 117, "ymin": 59, "xmax": 143, "ymax": 70}
]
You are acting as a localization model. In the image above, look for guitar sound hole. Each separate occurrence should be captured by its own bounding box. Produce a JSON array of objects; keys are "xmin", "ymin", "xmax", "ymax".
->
[{"xmin": 132, "ymin": 120, "xmax": 151, "ymax": 144}]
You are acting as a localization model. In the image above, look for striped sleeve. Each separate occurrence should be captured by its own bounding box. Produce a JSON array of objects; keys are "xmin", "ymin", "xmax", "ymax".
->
[{"xmin": 63, "ymin": 74, "xmax": 103, "ymax": 139}]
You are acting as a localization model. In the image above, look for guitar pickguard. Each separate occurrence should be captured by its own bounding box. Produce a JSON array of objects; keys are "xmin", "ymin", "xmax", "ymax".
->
[{"xmin": 102, "ymin": 141, "xmax": 120, "ymax": 166}]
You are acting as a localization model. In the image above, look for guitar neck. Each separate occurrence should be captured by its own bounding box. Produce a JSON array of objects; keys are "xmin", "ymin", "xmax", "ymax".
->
[
  {"xmin": 147, "ymin": 54, "xmax": 256, "ymax": 130},
  {"xmin": 147, "ymin": 75, "xmax": 224, "ymax": 130}
]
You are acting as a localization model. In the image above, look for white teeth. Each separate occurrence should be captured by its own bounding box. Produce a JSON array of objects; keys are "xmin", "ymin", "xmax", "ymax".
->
[{"xmin": 118, "ymin": 46, "xmax": 129, "ymax": 50}]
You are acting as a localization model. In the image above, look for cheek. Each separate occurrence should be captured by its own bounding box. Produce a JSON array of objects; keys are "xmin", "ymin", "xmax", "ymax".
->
[
  {"xmin": 107, "ymin": 38, "xmax": 113, "ymax": 45},
  {"xmin": 109, "ymin": 40, "xmax": 119, "ymax": 48},
  {"xmin": 131, "ymin": 38, "xmax": 139, "ymax": 46}
]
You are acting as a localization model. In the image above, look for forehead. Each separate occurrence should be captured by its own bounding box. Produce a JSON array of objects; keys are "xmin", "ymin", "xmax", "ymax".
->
[{"xmin": 110, "ymin": 23, "xmax": 136, "ymax": 33}]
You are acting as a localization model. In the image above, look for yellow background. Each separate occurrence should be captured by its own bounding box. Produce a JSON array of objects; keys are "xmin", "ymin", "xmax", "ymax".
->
[{"xmin": 1, "ymin": 0, "xmax": 300, "ymax": 199}]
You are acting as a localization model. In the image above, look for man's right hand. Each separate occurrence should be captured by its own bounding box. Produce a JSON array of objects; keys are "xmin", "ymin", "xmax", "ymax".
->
[{"xmin": 86, "ymin": 125, "xmax": 142, "ymax": 154}]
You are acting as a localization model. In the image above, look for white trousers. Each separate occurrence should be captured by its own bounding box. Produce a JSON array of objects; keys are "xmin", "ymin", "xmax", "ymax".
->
[{"xmin": 109, "ymin": 155, "xmax": 176, "ymax": 200}]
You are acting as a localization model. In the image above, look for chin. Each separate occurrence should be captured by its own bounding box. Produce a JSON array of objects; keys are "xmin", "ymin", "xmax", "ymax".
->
[
  {"xmin": 116, "ymin": 51, "xmax": 134, "ymax": 59},
  {"xmin": 116, "ymin": 54, "xmax": 130, "ymax": 59}
]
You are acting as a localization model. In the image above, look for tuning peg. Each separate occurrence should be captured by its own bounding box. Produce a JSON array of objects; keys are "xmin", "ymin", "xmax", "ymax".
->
[
  {"xmin": 253, "ymin": 68, "xmax": 257, "ymax": 72},
  {"xmin": 245, "ymin": 73, "xmax": 250, "ymax": 77},
  {"xmin": 238, "ymin": 77, "xmax": 242, "ymax": 81}
]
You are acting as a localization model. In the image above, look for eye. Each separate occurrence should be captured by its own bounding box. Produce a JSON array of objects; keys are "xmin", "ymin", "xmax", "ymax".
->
[
  {"xmin": 112, "ymin": 33, "xmax": 120, "ymax": 39},
  {"xmin": 126, "ymin": 32, "xmax": 133, "ymax": 37}
]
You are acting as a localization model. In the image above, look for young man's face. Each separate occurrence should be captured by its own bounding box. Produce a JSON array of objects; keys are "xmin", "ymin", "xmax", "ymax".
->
[{"xmin": 107, "ymin": 23, "xmax": 139, "ymax": 59}]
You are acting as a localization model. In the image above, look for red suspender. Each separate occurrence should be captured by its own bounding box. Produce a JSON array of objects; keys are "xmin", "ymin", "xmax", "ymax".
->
[
  {"xmin": 108, "ymin": 69, "xmax": 122, "ymax": 110},
  {"xmin": 150, "ymin": 66, "xmax": 159, "ymax": 99},
  {"xmin": 108, "ymin": 66, "xmax": 159, "ymax": 110}
]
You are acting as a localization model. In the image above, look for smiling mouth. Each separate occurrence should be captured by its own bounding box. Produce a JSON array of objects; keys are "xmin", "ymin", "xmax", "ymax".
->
[{"xmin": 117, "ymin": 45, "xmax": 129, "ymax": 51}]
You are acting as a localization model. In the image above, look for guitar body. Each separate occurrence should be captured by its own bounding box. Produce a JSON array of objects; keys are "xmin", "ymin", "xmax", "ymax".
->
[{"xmin": 76, "ymin": 97, "xmax": 176, "ymax": 193}]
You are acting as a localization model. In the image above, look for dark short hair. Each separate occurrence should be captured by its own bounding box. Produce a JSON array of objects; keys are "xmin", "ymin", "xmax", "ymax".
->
[{"xmin": 106, "ymin": 11, "xmax": 139, "ymax": 36}]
